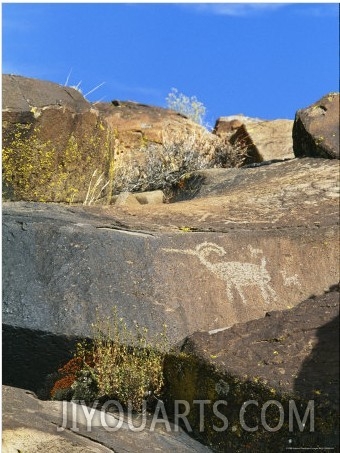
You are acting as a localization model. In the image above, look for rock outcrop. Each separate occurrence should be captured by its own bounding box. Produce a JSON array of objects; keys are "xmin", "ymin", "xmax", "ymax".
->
[
  {"xmin": 3, "ymin": 158, "xmax": 339, "ymax": 392},
  {"xmin": 96, "ymin": 100, "xmax": 221, "ymax": 158},
  {"xmin": 2, "ymin": 75, "xmax": 230, "ymax": 203},
  {"xmin": 2, "ymin": 385, "xmax": 211, "ymax": 452},
  {"xmin": 164, "ymin": 287, "xmax": 339, "ymax": 451},
  {"xmin": 293, "ymin": 93, "xmax": 339, "ymax": 159},
  {"xmin": 213, "ymin": 115, "xmax": 295, "ymax": 163}
]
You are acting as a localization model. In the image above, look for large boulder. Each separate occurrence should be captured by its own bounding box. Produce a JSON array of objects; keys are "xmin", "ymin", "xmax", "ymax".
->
[
  {"xmin": 95, "ymin": 101, "xmax": 230, "ymax": 192},
  {"xmin": 293, "ymin": 93, "xmax": 339, "ymax": 159},
  {"xmin": 164, "ymin": 287, "xmax": 339, "ymax": 451},
  {"xmin": 3, "ymin": 158, "xmax": 339, "ymax": 391},
  {"xmin": 96, "ymin": 100, "xmax": 219, "ymax": 154},
  {"xmin": 2, "ymin": 74, "xmax": 114, "ymax": 203},
  {"xmin": 213, "ymin": 115, "xmax": 294, "ymax": 164}
]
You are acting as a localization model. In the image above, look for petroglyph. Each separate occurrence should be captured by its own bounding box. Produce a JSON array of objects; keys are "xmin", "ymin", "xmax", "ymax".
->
[
  {"xmin": 247, "ymin": 244, "xmax": 263, "ymax": 258},
  {"xmin": 280, "ymin": 269, "xmax": 302, "ymax": 287},
  {"xmin": 163, "ymin": 242, "xmax": 277, "ymax": 305}
]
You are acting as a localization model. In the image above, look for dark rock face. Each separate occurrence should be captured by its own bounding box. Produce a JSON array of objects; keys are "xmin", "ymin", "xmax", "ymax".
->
[
  {"xmin": 164, "ymin": 288, "xmax": 339, "ymax": 451},
  {"xmin": 3, "ymin": 178, "xmax": 338, "ymax": 346},
  {"xmin": 2, "ymin": 157, "xmax": 339, "ymax": 393},
  {"xmin": 177, "ymin": 288, "xmax": 339, "ymax": 405},
  {"xmin": 2, "ymin": 324, "xmax": 79, "ymax": 396},
  {"xmin": 3, "ymin": 159, "xmax": 339, "ymax": 337},
  {"xmin": 293, "ymin": 93, "xmax": 340, "ymax": 159}
]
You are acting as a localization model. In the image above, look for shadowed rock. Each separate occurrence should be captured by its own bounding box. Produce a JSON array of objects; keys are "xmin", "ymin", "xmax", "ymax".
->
[
  {"xmin": 293, "ymin": 93, "xmax": 339, "ymax": 159},
  {"xmin": 164, "ymin": 287, "xmax": 339, "ymax": 451}
]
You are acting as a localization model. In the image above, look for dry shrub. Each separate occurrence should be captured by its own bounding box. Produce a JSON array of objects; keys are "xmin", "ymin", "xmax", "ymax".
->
[{"xmin": 112, "ymin": 124, "xmax": 247, "ymax": 198}]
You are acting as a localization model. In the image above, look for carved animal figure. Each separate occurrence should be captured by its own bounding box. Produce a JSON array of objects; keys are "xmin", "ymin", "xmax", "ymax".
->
[{"xmin": 163, "ymin": 242, "xmax": 277, "ymax": 305}]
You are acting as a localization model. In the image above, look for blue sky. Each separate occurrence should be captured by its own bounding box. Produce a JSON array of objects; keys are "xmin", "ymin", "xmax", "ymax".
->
[{"xmin": 2, "ymin": 3, "xmax": 339, "ymax": 125}]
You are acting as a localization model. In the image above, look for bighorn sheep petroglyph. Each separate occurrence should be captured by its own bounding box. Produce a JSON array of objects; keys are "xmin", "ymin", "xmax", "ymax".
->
[{"xmin": 163, "ymin": 242, "xmax": 277, "ymax": 305}]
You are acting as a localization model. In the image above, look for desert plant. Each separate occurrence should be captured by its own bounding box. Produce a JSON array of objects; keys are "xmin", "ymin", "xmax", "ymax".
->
[
  {"xmin": 51, "ymin": 308, "xmax": 168, "ymax": 412},
  {"xmin": 166, "ymin": 88, "xmax": 206, "ymax": 126},
  {"xmin": 64, "ymin": 69, "xmax": 106, "ymax": 102},
  {"xmin": 83, "ymin": 169, "xmax": 110, "ymax": 206},
  {"xmin": 111, "ymin": 125, "xmax": 245, "ymax": 198}
]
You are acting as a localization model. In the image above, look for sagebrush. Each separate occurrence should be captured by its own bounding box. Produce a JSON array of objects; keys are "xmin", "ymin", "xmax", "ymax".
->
[
  {"xmin": 112, "ymin": 125, "xmax": 248, "ymax": 197},
  {"xmin": 166, "ymin": 88, "xmax": 206, "ymax": 126}
]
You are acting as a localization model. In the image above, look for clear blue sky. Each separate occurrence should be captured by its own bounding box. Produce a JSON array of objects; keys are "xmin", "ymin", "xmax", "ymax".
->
[{"xmin": 2, "ymin": 3, "xmax": 339, "ymax": 125}]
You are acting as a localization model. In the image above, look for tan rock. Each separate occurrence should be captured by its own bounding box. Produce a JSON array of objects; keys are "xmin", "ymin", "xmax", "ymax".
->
[
  {"xmin": 135, "ymin": 190, "xmax": 165, "ymax": 205},
  {"xmin": 114, "ymin": 191, "xmax": 141, "ymax": 206},
  {"xmin": 242, "ymin": 119, "xmax": 294, "ymax": 161},
  {"xmin": 96, "ymin": 101, "xmax": 229, "ymax": 176},
  {"xmin": 214, "ymin": 115, "xmax": 294, "ymax": 163}
]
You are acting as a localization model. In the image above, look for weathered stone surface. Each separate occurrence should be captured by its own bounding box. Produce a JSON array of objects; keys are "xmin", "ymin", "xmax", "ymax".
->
[
  {"xmin": 2, "ymin": 74, "xmax": 113, "ymax": 203},
  {"xmin": 214, "ymin": 115, "xmax": 294, "ymax": 163},
  {"xmin": 3, "ymin": 159, "xmax": 339, "ymax": 336},
  {"xmin": 241, "ymin": 119, "xmax": 294, "ymax": 161},
  {"xmin": 112, "ymin": 190, "xmax": 165, "ymax": 206},
  {"xmin": 111, "ymin": 190, "xmax": 165, "ymax": 206},
  {"xmin": 293, "ymin": 93, "xmax": 340, "ymax": 159},
  {"xmin": 164, "ymin": 287, "xmax": 339, "ymax": 451},
  {"xmin": 2, "ymin": 385, "xmax": 211, "ymax": 452},
  {"xmin": 2, "ymin": 158, "xmax": 339, "ymax": 394},
  {"xmin": 143, "ymin": 158, "xmax": 339, "ymax": 228}
]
